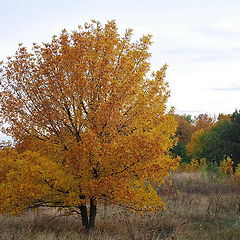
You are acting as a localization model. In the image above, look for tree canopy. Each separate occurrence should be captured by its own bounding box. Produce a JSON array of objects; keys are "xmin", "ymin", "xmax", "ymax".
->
[
  {"xmin": 171, "ymin": 114, "xmax": 194, "ymax": 162},
  {"xmin": 0, "ymin": 20, "xmax": 178, "ymax": 229},
  {"xmin": 187, "ymin": 110, "xmax": 240, "ymax": 166}
]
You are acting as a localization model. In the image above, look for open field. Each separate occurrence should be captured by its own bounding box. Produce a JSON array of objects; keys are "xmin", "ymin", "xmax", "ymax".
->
[{"xmin": 0, "ymin": 172, "xmax": 240, "ymax": 240}]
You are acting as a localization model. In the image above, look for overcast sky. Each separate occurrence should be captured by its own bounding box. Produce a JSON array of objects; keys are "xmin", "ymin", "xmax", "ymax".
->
[{"xmin": 1, "ymin": 0, "xmax": 240, "ymax": 140}]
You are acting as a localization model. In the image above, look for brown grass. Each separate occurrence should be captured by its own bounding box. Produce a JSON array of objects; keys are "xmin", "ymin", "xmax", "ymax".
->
[{"xmin": 0, "ymin": 172, "xmax": 240, "ymax": 240}]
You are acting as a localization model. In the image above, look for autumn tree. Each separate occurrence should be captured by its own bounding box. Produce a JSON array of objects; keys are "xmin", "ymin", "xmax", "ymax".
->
[
  {"xmin": 171, "ymin": 114, "xmax": 194, "ymax": 162},
  {"xmin": 174, "ymin": 114, "xmax": 194, "ymax": 144},
  {"xmin": 217, "ymin": 113, "xmax": 231, "ymax": 122},
  {"xmin": 194, "ymin": 113, "xmax": 215, "ymax": 131},
  {"xmin": 0, "ymin": 21, "xmax": 179, "ymax": 229},
  {"xmin": 186, "ymin": 128, "xmax": 210, "ymax": 160}
]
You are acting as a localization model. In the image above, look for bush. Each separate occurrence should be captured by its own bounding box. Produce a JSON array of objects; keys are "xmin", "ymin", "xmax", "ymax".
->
[{"xmin": 219, "ymin": 157, "xmax": 234, "ymax": 175}]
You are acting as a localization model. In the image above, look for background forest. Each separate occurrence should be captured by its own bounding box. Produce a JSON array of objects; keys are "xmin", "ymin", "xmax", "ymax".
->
[{"xmin": 173, "ymin": 111, "xmax": 240, "ymax": 173}]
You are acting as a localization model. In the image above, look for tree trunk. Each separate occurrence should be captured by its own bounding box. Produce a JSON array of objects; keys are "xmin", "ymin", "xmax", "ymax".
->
[
  {"xmin": 79, "ymin": 204, "xmax": 89, "ymax": 229},
  {"xmin": 79, "ymin": 199, "xmax": 97, "ymax": 230},
  {"xmin": 89, "ymin": 198, "xmax": 97, "ymax": 229}
]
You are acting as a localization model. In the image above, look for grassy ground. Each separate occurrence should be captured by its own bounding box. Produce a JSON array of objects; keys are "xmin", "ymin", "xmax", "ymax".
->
[{"xmin": 0, "ymin": 172, "xmax": 240, "ymax": 240}]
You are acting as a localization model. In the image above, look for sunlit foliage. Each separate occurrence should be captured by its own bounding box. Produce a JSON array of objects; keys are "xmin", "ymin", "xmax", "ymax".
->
[
  {"xmin": 0, "ymin": 21, "xmax": 179, "ymax": 229},
  {"xmin": 219, "ymin": 157, "xmax": 234, "ymax": 175}
]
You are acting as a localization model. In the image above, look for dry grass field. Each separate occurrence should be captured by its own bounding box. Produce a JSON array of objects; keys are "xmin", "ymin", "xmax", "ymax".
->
[{"xmin": 0, "ymin": 172, "xmax": 240, "ymax": 240}]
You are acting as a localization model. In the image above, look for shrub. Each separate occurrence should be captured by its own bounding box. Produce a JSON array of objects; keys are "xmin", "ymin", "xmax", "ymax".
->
[
  {"xmin": 184, "ymin": 158, "xmax": 207, "ymax": 172},
  {"xmin": 219, "ymin": 157, "xmax": 234, "ymax": 175}
]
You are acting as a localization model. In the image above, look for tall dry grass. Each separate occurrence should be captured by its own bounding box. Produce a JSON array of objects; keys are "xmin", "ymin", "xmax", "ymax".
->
[{"xmin": 0, "ymin": 172, "xmax": 240, "ymax": 240}]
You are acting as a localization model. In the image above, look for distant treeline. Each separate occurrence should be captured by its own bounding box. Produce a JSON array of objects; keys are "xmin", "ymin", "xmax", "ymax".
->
[{"xmin": 172, "ymin": 110, "xmax": 240, "ymax": 167}]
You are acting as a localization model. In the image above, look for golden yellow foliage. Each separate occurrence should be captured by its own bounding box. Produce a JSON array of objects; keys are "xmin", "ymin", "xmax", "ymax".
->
[
  {"xmin": 194, "ymin": 113, "xmax": 215, "ymax": 131},
  {"xmin": 220, "ymin": 157, "xmax": 234, "ymax": 175},
  {"xmin": 0, "ymin": 20, "xmax": 178, "ymax": 229},
  {"xmin": 184, "ymin": 158, "xmax": 207, "ymax": 172},
  {"xmin": 186, "ymin": 128, "xmax": 210, "ymax": 159}
]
